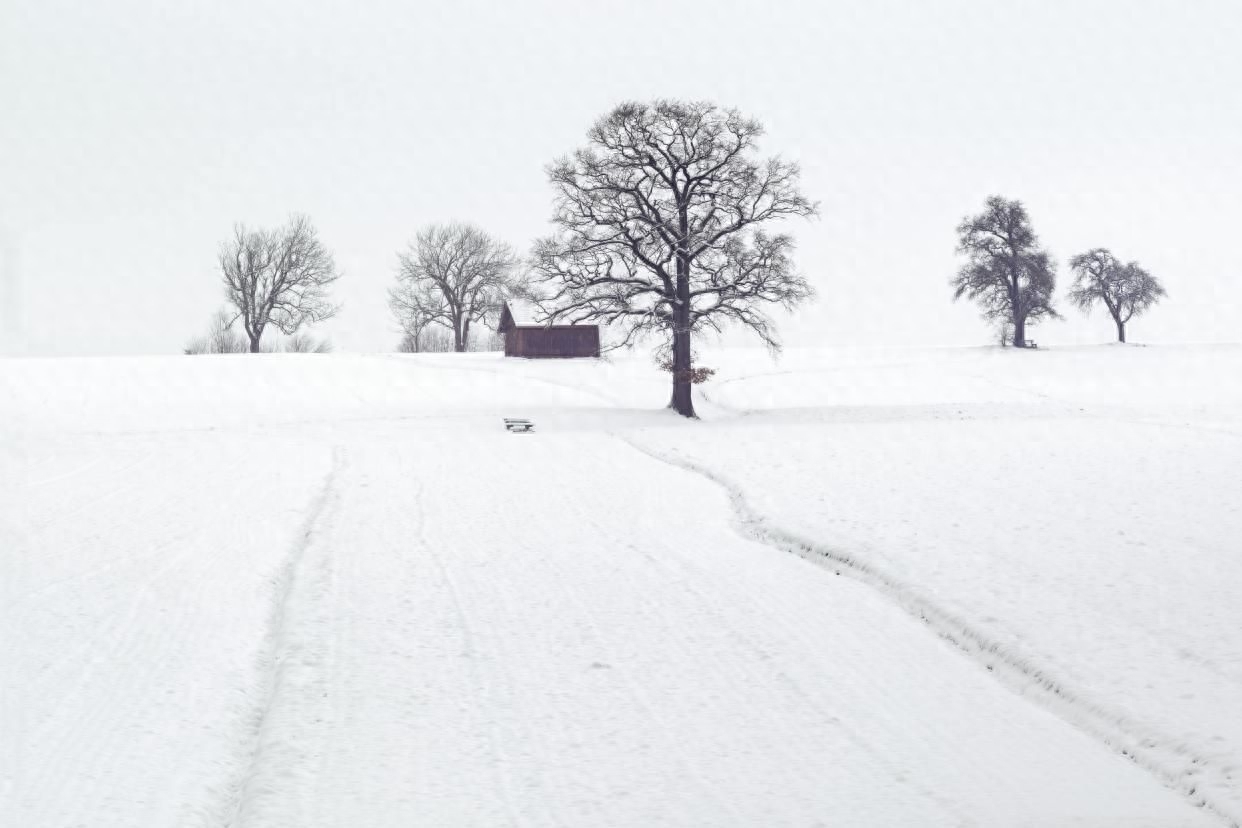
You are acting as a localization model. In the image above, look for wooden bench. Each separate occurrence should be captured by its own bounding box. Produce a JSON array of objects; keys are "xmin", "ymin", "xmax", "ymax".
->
[
  {"xmin": 504, "ymin": 418, "xmax": 534, "ymax": 433},
  {"xmin": 1023, "ymin": 340, "xmax": 1039, "ymax": 349}
]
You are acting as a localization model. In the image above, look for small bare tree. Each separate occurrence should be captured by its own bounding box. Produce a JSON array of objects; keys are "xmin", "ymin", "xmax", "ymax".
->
[
  {"xmin": 219, "ymin": 214, "xmax": 341, "ymax": 353},
  {"xmin": 421, "ymin": 328, "xmax": 455, "ymax": 352},
  {"xmin": 206, "ymin": 308, "xmax": 247, "ymax": 353},
  {"xmin": 282, "ymin": 332, "xmax": 333, "ymax": 353},
  {"xmin": 952, "ymin": 196, "xmax": 1059, "ymax": 348},
  {"xmin": 388, "ymin": 275, "xmax": 442, "ymax": 353},
  {"xmin": 528, "ymin": 100, "xmax": 816, "ymax": 417},
  {"xmin": 183, "ymin": 308, "xmax": 247, "ymax": 354},
  {"xmin": 396, "ymin": 327, "xmax": 454, "ymax": 353},
  {"xmin": 468, "ymin": 329, "xmax": 505, "ymax": 352},
  {"xmin": 1068, "ymin": 248, "xmax": 1165, "ymax": 343},
  {"xmin": 390, "ymin": 223, "xmax": 516, "ymax": 352}
]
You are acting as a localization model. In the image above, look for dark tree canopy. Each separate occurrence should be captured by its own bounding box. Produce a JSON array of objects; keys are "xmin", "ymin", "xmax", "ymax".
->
[
  {"xmin": 1068, "ymin": 248, "xmax": 1165, "ymax": 343},
  {"xmin": 390, "ymin": 223, "xmax": 516, "ymax": 353},
  {"xmin": 952, "ymin": 196, "xmax": 1058, "ymax": 348},
  {"xmin": 219, "ymin": 214, "xmax": 341, "ymax": 353},
  {"xmin": 529, "ymin": 99, "xmax": 816, "ymax": 417}
]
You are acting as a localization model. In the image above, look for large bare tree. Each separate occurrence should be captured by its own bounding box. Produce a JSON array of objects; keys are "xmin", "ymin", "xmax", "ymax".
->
[
  {"xmin": 1068, "ymin": 248, "xmax": 1165, "ymax": 343},
  {"xmin": 529, "ymin": 100, "xmax": 816, "ymax": 417},
  {"xmin": 390, "ymin": 223, "xmax": 516, "ymax": 353},
  {"xmin": 952, "ymin": 196, "xmax": 1058, "ymax": 348},
  {"xmin": 219, "ymin": 214, "xmax": 341, "ymax": 353}
]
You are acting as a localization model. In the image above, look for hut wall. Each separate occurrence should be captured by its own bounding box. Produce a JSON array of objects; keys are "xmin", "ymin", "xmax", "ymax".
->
[{"xmin": 505, "ymin": 326, "xmax": 600, "ymax": 358}]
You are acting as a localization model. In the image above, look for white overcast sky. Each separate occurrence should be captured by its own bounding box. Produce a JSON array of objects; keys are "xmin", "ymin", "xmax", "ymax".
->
[{"xmin": 1, "ymin": 0, "xmax": 1240, "ymax": 356}]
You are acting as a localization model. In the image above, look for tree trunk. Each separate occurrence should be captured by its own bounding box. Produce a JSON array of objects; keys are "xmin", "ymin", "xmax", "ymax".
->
[
  {"xmin": 1116, "ymin": 318, "xmax": 1126, "ymax": 343},
  {"xmin": 669, "ymin": 279, "xmax": 695, "ymax": 418},
  {"xmin": 248, "ymin": 332, "xmax": 261, "ymax": 353},
  {"xmin": 1012, "ymin": 315, "xmax": 1026, "ymax": 348},
  {"xmin": 669, "ymin": 209, "xmax": 696, "ymax": 418},
  {"xmin": 669, "ymin": 326, "xmax": 694, "ymax": 417}
]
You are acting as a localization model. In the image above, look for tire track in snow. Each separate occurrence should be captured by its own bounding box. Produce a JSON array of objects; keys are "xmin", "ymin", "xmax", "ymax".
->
[
  {"xmin": 581, "ymin": 510, "xmax": 977, "ymax": 827},
  {"xmin": 617, "ymin": 435, "xmax": 1239, "ymax": 828},
  {"xmin": 414, "ymin": 474, "xmax": 530, "ymax": 828},
  {"xmin": 541, "ymin": 511, "xmax": 751, "ymax": 824},
  {"xmin": 214, "ymin": 445, "xmax": 345, "ymax": 828}
]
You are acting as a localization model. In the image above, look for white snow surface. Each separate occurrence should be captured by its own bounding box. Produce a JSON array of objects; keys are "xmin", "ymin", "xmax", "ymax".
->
[{"xmin": 2, "ymin": 346, "xmax": 1239, "ymax": 827}]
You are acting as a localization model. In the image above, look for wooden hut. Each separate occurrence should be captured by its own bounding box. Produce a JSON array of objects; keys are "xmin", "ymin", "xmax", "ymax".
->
[{"xmin": 497, "ymin": 303, "xmax": 600, "ymax": 358}]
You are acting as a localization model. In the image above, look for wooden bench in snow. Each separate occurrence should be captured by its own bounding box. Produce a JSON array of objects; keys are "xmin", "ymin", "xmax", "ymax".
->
[
  {"xmin": 504, "ymin": 418, "xmax": 534, "ymax": 433},
  {"xmin": 1023, "ymin": 340, "xmax": 1039, "ymax": 349}
]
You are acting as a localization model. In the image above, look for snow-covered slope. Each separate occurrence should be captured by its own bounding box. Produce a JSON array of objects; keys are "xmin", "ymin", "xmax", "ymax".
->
[{"xmin": 2, "ymin": 347, "xmax": 1238, "ymax": 827}]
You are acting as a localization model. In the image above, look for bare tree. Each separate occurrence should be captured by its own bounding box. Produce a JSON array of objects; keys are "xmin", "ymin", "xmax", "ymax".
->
[
  {"xmin": 206, "ymin": 308, "xmax": 247, "ymax": 353},
  {"xmin": 390, "ymin": 223, "xmax": 516, "ymax": 352},
  {"xmin": 219, "ymin": 214, "xmax": 341, "ymax": 353},
  {"xmin": 388, "ymin": 275, "xmax": 442, "ymax": 353},
  {"xmin": 396, "ymin": 327, "xmax": 454, "ymax": 353},
  {"xmin": 468, "ymin": 329, "xmax": 505, "ymax": 352},
  {"xmin": 396, "ymin": 325, "xmax": 502, "ymax": 353},
  {"xmin": 282, "ymin": 332, "xmax": 333, "ymax": 353},
  {"xmin": 528, "ymin": 100, "xmax": 816, "ymax": 417},
  {"xmin": 1068, "ymin": 248, "xmax": 1165, "ymax": 343},
  {"xmin": 952, "ymin": 196, "xmax": 1058, "ymax": 348},
  {"xmin": 421, "ymin": 328, "xmax": 455, "ymax": 352},
  {"xmin": 396, "ymin": 332, "xmax": 419, "ymax": 353},
  {"xmin": 183, "ymin": 308, "xmax": 247, "ymax": 354}
]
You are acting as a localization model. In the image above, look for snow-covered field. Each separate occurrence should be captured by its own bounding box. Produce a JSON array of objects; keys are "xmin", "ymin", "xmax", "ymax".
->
[{"xmin": 2, "ymin": 345, "xmax": 1239, "ymax": 827}]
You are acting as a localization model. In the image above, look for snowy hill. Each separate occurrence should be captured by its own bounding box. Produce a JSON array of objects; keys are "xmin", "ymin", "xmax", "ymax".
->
[{"xmin": 2, "ymin": 346, "xmax": 1240, "ymax": 827}]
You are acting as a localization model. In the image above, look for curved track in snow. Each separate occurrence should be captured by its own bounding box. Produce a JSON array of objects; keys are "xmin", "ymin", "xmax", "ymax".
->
[{"xmin": 620, "ymin": 435, "xmax": 1238, "ymax": 826}]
